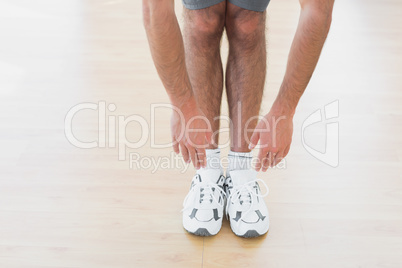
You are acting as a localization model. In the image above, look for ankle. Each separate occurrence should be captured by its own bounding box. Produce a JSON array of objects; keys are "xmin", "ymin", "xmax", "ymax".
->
[
  {"xmin": 228, "ymin": 150, "xmax": 253, "ymax": 172},
  {"xmin": 204, "ymin": 148, "xmax": 221, "ymax": 170}
]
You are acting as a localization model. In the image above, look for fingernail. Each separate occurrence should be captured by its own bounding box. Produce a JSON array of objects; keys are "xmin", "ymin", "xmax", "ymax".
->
[{"xmin": 248, "ymin": 144, "xmax": 252, "ymax": 149}]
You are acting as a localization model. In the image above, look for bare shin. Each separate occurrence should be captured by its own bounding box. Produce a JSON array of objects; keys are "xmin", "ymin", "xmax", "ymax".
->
[{"xmin": 225, "ymin": 4, "xmax": 267, "ymax": 152}]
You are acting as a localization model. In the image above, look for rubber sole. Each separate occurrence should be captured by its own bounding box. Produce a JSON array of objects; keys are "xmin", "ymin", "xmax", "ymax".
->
[
  {"xmin": 185, "ymin": 227, "xmax": 267, "ymax": 238},
  {"xmin": 186, "ymin": 228, "xmax": 213, "ymax": 237},
  {"xmin": 239, "ymin": 230, "xmax": 260, "ymax": 238}
]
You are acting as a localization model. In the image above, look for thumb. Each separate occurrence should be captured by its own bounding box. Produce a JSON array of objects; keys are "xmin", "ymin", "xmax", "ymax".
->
[
  {"xmin": 172, "ymin": 136, "xmax": 180, "ymax": 154},
  {"xmin": 249, "ymin": 129, "xmax": 260, "ymax": 150}
]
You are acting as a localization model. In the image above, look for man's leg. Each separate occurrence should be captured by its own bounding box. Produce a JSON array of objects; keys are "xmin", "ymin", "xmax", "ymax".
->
[
  {"xmin": 223, "ymin": 4, "xmax": 269, "ymax": 238},
  {"xmin": 225, "ymin": 3, "xmax": 266, "ymax": 152},
  {"xmin": 181, "ymin": 2, "xmax": 228, "ymax": 237},
  {"xmin": 183, "ymin": 2, "xmax": 226, "ymax": 149}
]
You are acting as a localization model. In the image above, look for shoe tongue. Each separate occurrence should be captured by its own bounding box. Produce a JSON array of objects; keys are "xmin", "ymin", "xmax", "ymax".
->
[
  {"xmin": 230, "ymin": 169, "xmax": 257, "ymax": 185},
  {"xmin": 196, "ymin": 168, "xmax": 222, "ymax": 183}
]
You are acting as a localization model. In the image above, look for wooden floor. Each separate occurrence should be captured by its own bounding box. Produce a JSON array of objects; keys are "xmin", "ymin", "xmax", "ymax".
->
[{"xmin": 1, "ymin": 0, "xmax": 401, "ymax": 267}]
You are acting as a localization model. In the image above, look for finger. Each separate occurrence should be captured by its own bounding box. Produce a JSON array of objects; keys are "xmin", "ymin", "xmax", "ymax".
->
[
  {"xmin": 180, "ymin": 143, "xmax": 190, "ymax": 163},
  {"xmin": 205, "ymin": 131, "xmax": 213, "ymax": 145},
  {"xmin": 261, "ymin": 152, "xmax": 271, "ymax": 172},
  {"xmin": 255, "ymin": 148, "xmax": 266, "ymax": 171},
  {"xmin": 273, "ymin": 152, "xmax": 284, "ymax": 167},
  {"xmin": 172, "ymin": 137, "xmax": 179, "ymax": 154},
  {"xmin": 249, "ymin": 129, "xmax": 260, "ymax": 150},
  {"xmin": 269, "ymin": 152, "xmax": 279, "ymax": 167},
  {"xmin": 196, "ymin": 148, "xmax": 206, "ymax": 168},
  {"xmin": 211, "ymin": 132, "xmax": 218, "ymax": 148},
  {"xmin": 269, "ymin": 153, "xmax": 277, "ymax": 167},
  {"xmin": 283, "ymin": 145, "xmax": 290, "ymax": 157},
  {"xmin": 198, "ymin": 148, "xmax": 207, "ymax": 168},
  {"xmin": 188, "ymin": 146, "xmax": 198, "ymax": 169}
]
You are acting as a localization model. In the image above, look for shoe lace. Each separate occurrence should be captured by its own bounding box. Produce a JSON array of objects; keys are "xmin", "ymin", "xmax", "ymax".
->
[
  {"xmin": 182, "ymin": 181, "xmax": 226, "ymax": 212},
  {"xmin": 225, "ymin": 179, "xmax": 269, "ymax": 221}
]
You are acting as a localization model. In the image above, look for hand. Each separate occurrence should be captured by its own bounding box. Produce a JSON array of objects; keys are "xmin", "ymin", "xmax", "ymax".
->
[
  {"xmin": 249, "ymin": 105, "xmax": 294, "ymax": 172},
  {"xmin": 171, "ymin": 99, "xmax": 213, "ymax": 169}
]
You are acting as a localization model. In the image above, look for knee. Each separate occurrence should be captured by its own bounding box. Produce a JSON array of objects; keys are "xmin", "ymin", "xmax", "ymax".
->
[
  {"xmin": 143, "ymin": 0, "xmax": 175, "ymax": 30},
  {"xmin": 185, "ymin": 10, "xmax": 225, "ymax": 41},
  {"xmin": 226, "ymin": 10, "xmax": 265, "ymax": 44}
]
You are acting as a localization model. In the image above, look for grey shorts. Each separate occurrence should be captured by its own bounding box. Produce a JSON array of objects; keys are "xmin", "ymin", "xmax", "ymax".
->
[{"xmin": 182, "ymin": 0, "xmax": 270, "ymax": 12}]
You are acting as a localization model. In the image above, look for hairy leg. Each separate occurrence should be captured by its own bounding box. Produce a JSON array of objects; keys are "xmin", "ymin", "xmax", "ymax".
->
[
  {"xmin": 183, "ymin": 2, "xmax": 226, "ymax": 149},
  {"xmin": 225, "ymin": 3, "xmax": 267, "ymax": 152}
]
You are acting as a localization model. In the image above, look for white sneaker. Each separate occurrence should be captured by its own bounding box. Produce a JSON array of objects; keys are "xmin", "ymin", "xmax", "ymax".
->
[
  {"xmin": 182, "ymin": 168, "xmax": 226, "ymax": 236},
  {"xmin": 225, "ymin": 169, "xmax": 269, "ymax": 238}
]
